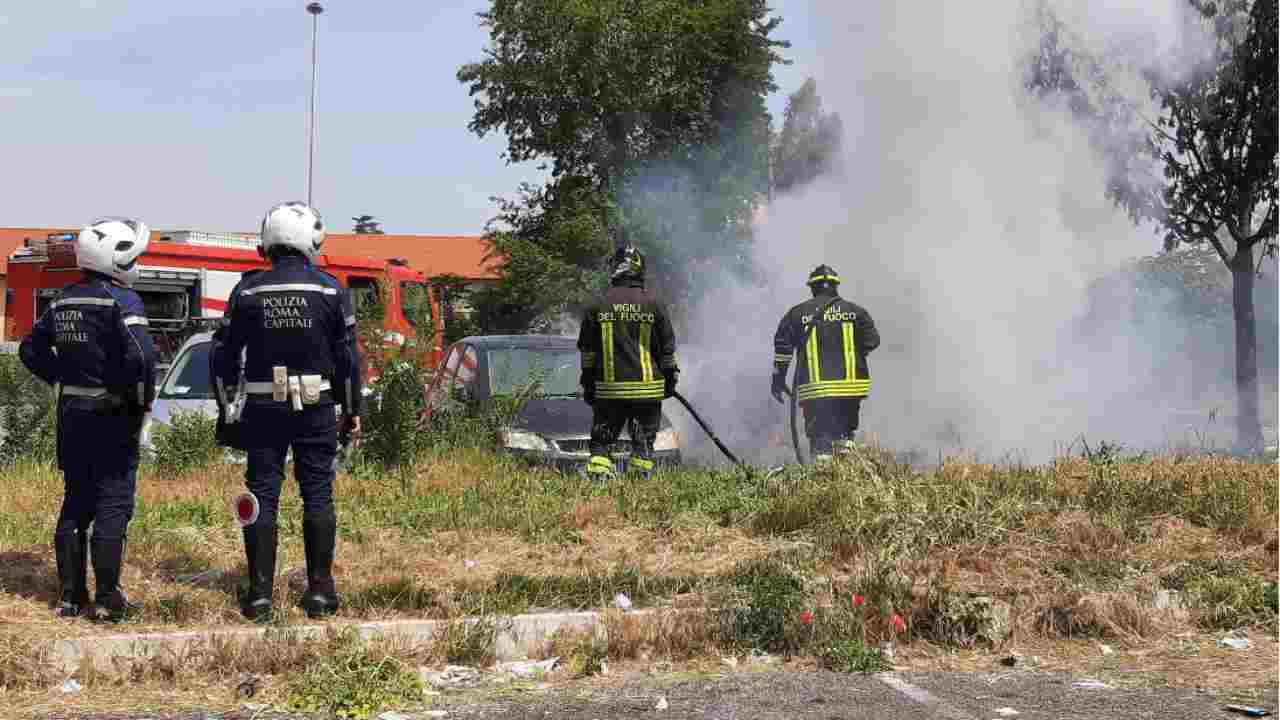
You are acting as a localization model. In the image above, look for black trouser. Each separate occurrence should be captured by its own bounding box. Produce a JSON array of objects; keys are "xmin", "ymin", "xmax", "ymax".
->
[
  {"xmin": 241, "ymin": 400, "xmax": 339, "ymax": 526},
  {"xmin": 589, "ymin": 400, "xmax": 661, "ymax": 467},
  {"xmin": 239, "ymin": 399, "xmax": 341, "ymax": 617},
  {"xmin": 56, "ymin": 400, "xmax": 142, "ymax": 607},
  {"xmin": 802, "ymin": 397, "xmax": 862, "ymax": 455},
  {"xmin": 56, "ymin": 402, "xmax": 140, "ymax": 541}
]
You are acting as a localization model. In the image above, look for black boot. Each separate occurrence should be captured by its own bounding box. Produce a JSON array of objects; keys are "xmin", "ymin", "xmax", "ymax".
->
[
  {"xmin": 301, "ymin": 511, "xmax": 339, "ymax": 619},
  {"xmin": 90, "ymin": 537, "xmax": 134, "ymax": 622},
  {"xmin": 240, "ymin": 524, "xmax": 277, "ymax": 623},
  {"xmin": 53, "ymin": 530, "xmax": 89, "ymax": 618}
]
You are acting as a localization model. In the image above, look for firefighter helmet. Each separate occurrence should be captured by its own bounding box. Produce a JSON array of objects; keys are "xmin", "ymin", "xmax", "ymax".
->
[
  {"xmin": 806, "ymin": 264, "xmax": 841, "ymax": 287},
  {"xmin": 260, "ymin": 201, "xmax": 325, "ymax": 260},
  {"xmin": 610, "ymin": 244, "xmax": 646, "ymax": 284},
  {"xmin": 75, "ymin": 217, "xmax": 150, "ymax": 288}
]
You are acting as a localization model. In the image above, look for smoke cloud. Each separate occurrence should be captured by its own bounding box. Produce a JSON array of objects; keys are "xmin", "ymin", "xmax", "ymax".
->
[{"xmin": 669, "ymin": 0, "xmax": 1277, "ymax": 464}]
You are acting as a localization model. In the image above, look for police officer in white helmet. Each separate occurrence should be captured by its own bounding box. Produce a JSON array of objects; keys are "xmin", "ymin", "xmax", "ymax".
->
[
  {"xmin": 20, "ymin": 218, "xmax": 156, "ymax": 621},
  {"xmin": 211, "ymin": 202, "xmax": 362, "ymax": 622}
]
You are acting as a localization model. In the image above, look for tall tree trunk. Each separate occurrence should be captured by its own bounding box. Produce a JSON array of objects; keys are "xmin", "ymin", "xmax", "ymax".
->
[{"xmin": 1230, "ymin": 242, "xmax": 1263, "ymax": 451}]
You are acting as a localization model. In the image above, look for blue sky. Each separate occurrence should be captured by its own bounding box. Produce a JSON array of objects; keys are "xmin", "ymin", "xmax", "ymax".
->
[{"xmin": 1, "ymin": 1, "xmax": 817, "ymax": 235}]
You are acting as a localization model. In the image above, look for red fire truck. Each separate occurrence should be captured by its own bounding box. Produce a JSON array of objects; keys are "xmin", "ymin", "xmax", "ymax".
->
[{"xmin": 5, "ymin": 230, "xmax": 444, "ymax": 372}]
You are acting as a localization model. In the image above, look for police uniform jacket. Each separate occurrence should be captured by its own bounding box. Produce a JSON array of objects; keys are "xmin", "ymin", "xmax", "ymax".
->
[
  {"xmin": 210, "ymin": 255, "xmax": 363, "ymax": 416},
  {"xmin": 578, "ymin": 283, "xmax": 678, "ymax": 402},
  {"xmin": 19, "ymin": 274, "xmax": 155, "ymax": 410},
  {"xmin": 773, "ymin": 294, "xmax": 879, "ymax": 402}
]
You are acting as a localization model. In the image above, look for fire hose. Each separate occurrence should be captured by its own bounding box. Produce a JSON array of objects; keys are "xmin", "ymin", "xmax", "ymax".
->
[
  {"xmin": 783, "ymin": 382, "xmax": 805, "ymax": 466},
  {"xmin": 670, "ymin": 390, "xmax": 747, "ymax": 470}
]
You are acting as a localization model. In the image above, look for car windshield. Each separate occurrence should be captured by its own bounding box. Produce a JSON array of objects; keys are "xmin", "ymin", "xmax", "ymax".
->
[
  {"xmin": 487, "ymin": 347, "xmax": 580, "ymax": 397},
  {"xmin": 158, "ymin": 341, "xmax": 214, "ymax": 399}
]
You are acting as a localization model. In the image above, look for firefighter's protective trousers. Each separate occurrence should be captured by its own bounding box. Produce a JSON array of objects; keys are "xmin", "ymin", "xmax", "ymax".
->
[
  {"xmin": 803, "ymin": 397, "xmax": 863, "ymax": 455},
  {"xmin": 588, "ymin": 401, "xmax": 661, "ymax": 475}
]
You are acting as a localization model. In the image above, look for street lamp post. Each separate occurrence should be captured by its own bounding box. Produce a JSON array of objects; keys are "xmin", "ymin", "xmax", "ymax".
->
[{"xmin": 306, "ymin": 2, "xmax": 324, "ymax": 207}]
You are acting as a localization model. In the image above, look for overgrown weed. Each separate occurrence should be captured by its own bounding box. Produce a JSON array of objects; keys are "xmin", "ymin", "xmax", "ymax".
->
[
  {"xmin": 284, "ymin": 628, "xmax": 425, "ymax": 719},
  {"xmin": 0, "ymin": 440, "xmax": 1274, "ymax": 682}
]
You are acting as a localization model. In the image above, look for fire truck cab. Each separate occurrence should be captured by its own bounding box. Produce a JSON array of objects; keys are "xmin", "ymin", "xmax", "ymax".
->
[{"xmin": 5, "ymin": 230, "xmax": 444, "ymax": 373}]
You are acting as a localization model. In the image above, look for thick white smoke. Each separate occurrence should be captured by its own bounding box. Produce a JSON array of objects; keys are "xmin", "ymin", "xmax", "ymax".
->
[{"xmin": 671, "ymin": 0, "xmax": 1270, "ymax": 464}]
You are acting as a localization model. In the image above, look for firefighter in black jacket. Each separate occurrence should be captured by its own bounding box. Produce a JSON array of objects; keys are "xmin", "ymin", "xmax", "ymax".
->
[
  {"xmin": 772, "ymin": 265, "xmax": 880, "ymax": 463},
  {"xmin": 211, "ymin": 201, "xmax": 362, "ymax": 622},
  {"xmin": 577, "ymin": 245, "xmax": 678, "ymax": 480}
]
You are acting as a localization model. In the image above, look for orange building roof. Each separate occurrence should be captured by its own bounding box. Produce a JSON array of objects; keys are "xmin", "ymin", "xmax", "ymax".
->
[
  {"xmin": 0, "ymin": 228, "xmax": 502, "ymax": 281},
  {"xmin": 323, "ymin": 234, "xmax": 501, "ymax": 281}
]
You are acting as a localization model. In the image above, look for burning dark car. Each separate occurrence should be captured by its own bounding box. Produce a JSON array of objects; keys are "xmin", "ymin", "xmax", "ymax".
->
[{"xmin": 421, "ymin": 335, "xmax": 681, "ymax": 469}]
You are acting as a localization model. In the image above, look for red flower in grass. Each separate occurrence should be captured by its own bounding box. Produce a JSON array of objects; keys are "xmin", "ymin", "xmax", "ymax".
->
[
  {"xmin": 851, "ymin": 594, "xmax": 866, "ymax": 608},
  {"xmin": 800, "ymin": 610, "xmax": 814, "ymax": 626},
  {"xmin": 891, "ymin": 614, "xmax": 907, "ymax": 634}
]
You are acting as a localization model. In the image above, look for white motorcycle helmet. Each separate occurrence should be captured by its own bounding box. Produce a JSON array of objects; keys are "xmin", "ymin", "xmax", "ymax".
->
[
  {"xmin": 75, "ymin": 217, "xmax": 150, "ymax": 288},
  {"xmin": 260, "ymin": 201, "xmax": 325, "ymax": 261}
]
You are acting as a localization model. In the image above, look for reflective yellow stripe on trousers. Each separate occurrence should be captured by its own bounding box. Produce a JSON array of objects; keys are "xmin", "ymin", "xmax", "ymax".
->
[
  {"xmin": 602, "ymin": 321, "xmax": 615, "ymax": 383},
  {"xmin": 638, "ymin": 322, "xmax": 654, "ymax": 382}
]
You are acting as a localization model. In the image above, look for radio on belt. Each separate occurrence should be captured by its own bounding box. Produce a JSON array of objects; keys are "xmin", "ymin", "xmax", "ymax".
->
[{"xmin": 288, "ymin": 376, "xmax": 303, "ymax": 411}]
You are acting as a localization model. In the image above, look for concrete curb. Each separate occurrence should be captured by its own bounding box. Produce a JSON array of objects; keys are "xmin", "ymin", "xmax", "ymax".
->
[{"xmin": 46, "ymin": 609, "xmax": 627, "ymax": 675}]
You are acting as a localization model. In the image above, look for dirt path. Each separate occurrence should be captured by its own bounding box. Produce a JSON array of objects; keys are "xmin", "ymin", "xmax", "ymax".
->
[{"xmin": 30, "ymin": 669, "xmax": 1278, "ymax": 720}]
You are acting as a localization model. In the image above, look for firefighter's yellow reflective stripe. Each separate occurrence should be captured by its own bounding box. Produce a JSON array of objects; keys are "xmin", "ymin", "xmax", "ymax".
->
[
  {"xmin": 581, "ymin": 351, "xmax": 597, "ymax": 368},
  {"xmin": 593, "ymin": 386, "xmax": 665, "ymax": 397},
  {"xmin": 597, "ymin": 391, "xmax": 665, "ymax": 400},
  {"xmin": 628, "ymin": 457, "xmax": 655, "ymax": 471},
  {"xmin": 638, "ymin": 322, "xmax": 654, "ymax": 382},
  {"xmin": 601, "ymin": 321, "xmax": 615, "ymax": 383},
  {"xmin": 796, "ymin": 379, "xmax": 871, "ymax": 401},
  {"xmin": 808, "ymin": 274, "xmax": 840, "ymax": 284},
  {"xmin": 596, "ymin": 379, "xmax": 665, "ymax": 399},
  {"xmin": 805, "ymin": 325, "xmax": 821, "ymax": 383},
  {"xmin": 842, "ymin": 321, "xmax": 855, "ymax": 381},
  {"xmin": 586, "ymin": 455, "xmax": 614, "ymax": 475}
]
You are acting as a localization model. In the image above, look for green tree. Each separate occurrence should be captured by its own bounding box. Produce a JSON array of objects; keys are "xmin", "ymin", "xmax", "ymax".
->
[
  {"xmin": 429, "ymin": 272, "xmax": 485, "ymax": 343},
  {"xmin": 352, "ymin": 215, "xmax": 384, "ymax": 234},
  {"xmin": 770, "ymin": 77, "xmax": 844, "ymax": 196},
  {"xmin": 1027, "ymin": 0, "xmax": 1277, "ymax": 450},
  {"xmin": 1110, "ymin": 0, "xmax": 1278, "ymax": 450},
  {"xmin": 476, "ymin": 176, "xmax": 613, "ymax": 331},
  {"xmin": 1024, "ymin": 2, "xmax": 1161, "ymax": 209},
  {"xmin": 458, "ymin": 0, "xmax": 787, "ymax": 323}
]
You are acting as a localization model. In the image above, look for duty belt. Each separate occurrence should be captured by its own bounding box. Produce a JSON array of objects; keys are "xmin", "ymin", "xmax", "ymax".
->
[
  {"xmin": 58, "ymin": 385, "xmax": 125, "ymax": 410},
  {"xmin": 61, "ymin": 385, "xmax": 119, "ymax": 399},
  {"xmin": 244, "ymin": 379, "xmax": 332, "ymax": 396}
]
